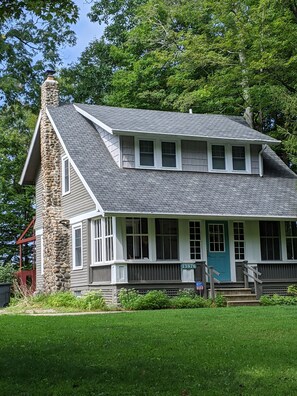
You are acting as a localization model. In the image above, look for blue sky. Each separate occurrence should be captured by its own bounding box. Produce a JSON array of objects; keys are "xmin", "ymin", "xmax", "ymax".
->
[{"xmin": 60, "ymin": 0, "xmax": 105, "ymax": 65}]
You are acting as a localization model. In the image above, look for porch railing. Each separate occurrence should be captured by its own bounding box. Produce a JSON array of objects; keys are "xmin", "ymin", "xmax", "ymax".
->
[
  {"xmin": 242, "ymin": 260, "xmax": 263, "ymax": 299},
  {"xmin": 199, "ymin": 261, "xmax": 220, "ymax": 299}
]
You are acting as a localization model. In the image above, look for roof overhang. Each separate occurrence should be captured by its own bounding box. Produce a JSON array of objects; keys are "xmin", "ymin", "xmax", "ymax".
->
[{"xmin": 20, "ymin": 111, "xmax": 42, "ymax": 185}]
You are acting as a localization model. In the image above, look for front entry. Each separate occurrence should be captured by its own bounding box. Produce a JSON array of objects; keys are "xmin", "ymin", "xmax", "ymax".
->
[{"xmin": 206, "ymin": 221, "xmax": 231, "ymax": 281}]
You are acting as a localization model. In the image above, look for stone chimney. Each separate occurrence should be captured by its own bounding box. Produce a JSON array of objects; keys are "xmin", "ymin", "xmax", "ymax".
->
[{"xmin": 40, "ymin": 71, "xmax": 71, "ymax": 292}]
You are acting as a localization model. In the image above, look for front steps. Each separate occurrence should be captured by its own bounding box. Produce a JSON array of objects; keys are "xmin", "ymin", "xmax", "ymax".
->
[{"xmin": 214, "ymin": 287, "xmax": 260, "ymax": 307}]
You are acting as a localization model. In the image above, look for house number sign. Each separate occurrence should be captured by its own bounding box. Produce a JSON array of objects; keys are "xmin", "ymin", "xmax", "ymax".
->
[{"xmin": 181, "ymin": 263, "xmax": 197, "ymax": 270}]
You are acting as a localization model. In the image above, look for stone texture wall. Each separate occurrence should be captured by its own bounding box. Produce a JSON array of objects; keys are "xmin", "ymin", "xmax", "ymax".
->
[{"xmin": 40, "ymin": 76, "xmax": 70, "ymax": 292}]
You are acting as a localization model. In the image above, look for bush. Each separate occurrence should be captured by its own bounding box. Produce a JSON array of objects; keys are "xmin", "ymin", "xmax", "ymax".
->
[
  {"xmin": 77, "ymin": 291, "xmax": 107, "ymax": 311},
  {"xmin": 214, "ymin": 294, "xmax": 227, "ymax": 307},
  {"xmin": 260, "ymin": 294, "xmax": 297, "ymax": 306},
  {"xmin": 170, "ymin": 295, "xmax": 211, "ymax": 309},
  {"xmin": 135, "ymin": 290, "xmax": 170, "ymax": 310},
  {"xmin": 118, "ymin": 288, "xmax": 140, "ymax": 310},
  {"xmin": 287, "ymin": 284, "xmax": 297, "ymax": 296},
  {"xmin": 0, "ymin": 264, "xmax": 15, "ymax": 284},
  {"xmin": 46, "ymin": 291, "xmax": 78, "ymax": 308}
]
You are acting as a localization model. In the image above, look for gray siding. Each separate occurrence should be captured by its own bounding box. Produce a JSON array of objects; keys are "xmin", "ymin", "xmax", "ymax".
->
[
  {"xmin": 61, "ymin": 149, "xmax": 96, "ymax": 219},
  {"xmin": 182, "ymin": 140, "xmax": 208, "ymax": 172},
  {"xmin": 35, "ymin": 234, "xmax": 43, "ymax": 291},
  {"xmin": 251, "ymin": 144, "xmax": 261, "ymax": 174},
  {"xmin": 70, "ymin": 220, "xmax": 89, "ymax": 289},
  {"xmin": 95, "ymin": 124, "xmax": 120, "ymax": 166},
  {"xmin": 91, "ymin": 266, "xmax": 111, "ymax": 283},
  {"xmin": 121, "ymin": 136, "xmax": 135, "ymax": 168},
  {"xmin": 35, "ymin": 167, "xmax": 43, "ymax": 230}
]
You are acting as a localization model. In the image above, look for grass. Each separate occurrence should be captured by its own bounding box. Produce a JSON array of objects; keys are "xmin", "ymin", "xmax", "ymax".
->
[{"xmin": 1, "ymin": 306, "xmax": 297, "ymax": 395}]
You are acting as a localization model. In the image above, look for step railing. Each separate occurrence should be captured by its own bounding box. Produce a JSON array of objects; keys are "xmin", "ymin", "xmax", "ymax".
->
[
  {"xmin": 200, "ymin": 261, "xmax": 220, "ymax": 299},
  {"xmin": 242, "ymin": 260, "xmax": 263, "ymax": 299}
]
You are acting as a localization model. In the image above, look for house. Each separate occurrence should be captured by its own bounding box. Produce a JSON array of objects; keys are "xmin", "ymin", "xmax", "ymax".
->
[{"xmin": 20, "ymin": 72, "xmax": 297, "ymax": 303}]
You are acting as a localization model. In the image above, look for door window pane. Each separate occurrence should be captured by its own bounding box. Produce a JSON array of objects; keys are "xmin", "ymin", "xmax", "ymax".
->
[{"xmin": 208, "ymin": 224, "xmax": 225, "ymax": 252}]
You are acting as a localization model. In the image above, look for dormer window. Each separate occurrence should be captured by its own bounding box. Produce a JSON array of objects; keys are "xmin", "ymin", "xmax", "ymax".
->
[
  {"xmin": 162, "ymin": 142, "xmax": 176, "ymax": 167},
  {"xmin": 62, "ymin": 156, "xmax": 70, "ymax": 195},
  {"xmin": 140, "ymin": 140, "xmax": 154, "ymax": 166},
  {"xmin": 136, "ymin": 138, "xmax": 181, "ymax": 170},
  {"xmin": 208, "ymin": 143, "xmax": 250, "ymax": 173}
]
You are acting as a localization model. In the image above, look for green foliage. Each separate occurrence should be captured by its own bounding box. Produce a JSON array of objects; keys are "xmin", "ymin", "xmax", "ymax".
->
[
  {"xmin": 118, "ymin": 289, "xmax": 170, "ymax": 310},
  {"xmin": 288, "ymin": 284, "xmax": 297, "ymax": 296},
  {"xmin": 0, "ymin": 106, "xmax": 35, "ymax": 265},
  {"xmin": 214, "ymin": 293, "xmax": 227, "ymax": 308},
  {"xmin": 0, "ymin": 264, "xmax": 15, "ymax": 284},
  {"xmin": 170, "ymin": 295, "xmax": 211, "ymax": 309},
  {"xmin": 260, "ymin": 294, "xmax": 297, "ymax": 306},
  {"xmin": 46, "ymin": 291, "xmax": 78, "ymax": 308},
  {"xmin": 76, "ymin": 291, "xmax": 107, "ymax": 311},
  {"xmin": 118, "ymin": 288, "xmax": 140, "ymax": 310},
  {"xmin": 0, "ymin": 0, "xmax": 78, "ymax": 107}
]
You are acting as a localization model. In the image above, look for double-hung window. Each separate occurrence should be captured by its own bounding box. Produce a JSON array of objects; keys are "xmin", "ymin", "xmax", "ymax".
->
[
  {"xmin": 105, "ymin": 217, "xmax": 114, "ymax": 262},
  {"xmin": 210, "ymin": 144, "xmax": 249, "ymax": 173},
  {"xmin": 259, "ymin": 221, "xmax": 281, "ymax": 260},
  {"xmin": 189, "ymin": 221, "xmax": 201, "ymax": 260},
  {"xmin": 93, "ymin": 219, "xmax": 103, "ymax": 264},
  {"xmin": 137, "ymin": 139, "xmax": 179, "ymax": 169},
  {"xmin": 62, "ymin": 156, "xmax": 70, "ymax": 195},
  {"xmin": 72, "ymin": 224, "xmax": 83, "ymax": 269},
  {"xmin": 162, "ymin": 142, "xmax": 176, "ymax": 167},
  {"xmin": 156, "ymin": 219, "xmax": 178, "ymax": 260},
  {"xmin": 126, "ymin": 218, "xmax": 149, "ymax": 259},
  {"xmin": 139, "ymin": 140, "xmax": 154, "ymax": 166},
  {"xmin": 285, "ymin": 222, "xmax": 297, "ymax": 260},
  {"xmin": 233, "ymin": 222, "xmax": 245, "ymax": 260}
]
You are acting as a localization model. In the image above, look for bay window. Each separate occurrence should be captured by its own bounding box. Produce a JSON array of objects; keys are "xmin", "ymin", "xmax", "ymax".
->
[{"xmin": 126, "ymin": 218, "xmax": 149, "ymax": 259}]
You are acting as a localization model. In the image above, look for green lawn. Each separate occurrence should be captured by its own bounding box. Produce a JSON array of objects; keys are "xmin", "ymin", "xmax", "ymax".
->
[{"xmin": 1, "ymin": 306, "xmax": 297, "ymax": 396}]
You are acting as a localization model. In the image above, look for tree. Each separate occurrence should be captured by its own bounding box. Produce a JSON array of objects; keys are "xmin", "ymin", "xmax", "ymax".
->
[
  {"xmin": 0, "ymin": 106, "xmax": 36, "ymax": 265},
  {"xmin": 0, "ymin": 0, "xmax": 78, "ymax": 108}
]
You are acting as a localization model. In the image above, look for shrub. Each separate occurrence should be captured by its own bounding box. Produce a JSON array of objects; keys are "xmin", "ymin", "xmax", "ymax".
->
[
  {"xmin": 214, "ymin": 294, "xmax": 227, "ymax": 307},
  {"xmin": 287, "ymin": 284, "xmax": 297, "ymax": 296},
  {"xmin": 260, "ymin": 294, "xmax": 297, "ymax": 306},
  {"xmin": 135, "ymin": 290, "xmax": 170, "ymax": 310},
  {"xmin": 77, "ymin": 291, "xmax": 107, "ymax": 311},
  {"xmin": 118, "ymin": 288, "xmax": 141, "ymax": 310},
  {"xmin": 0, "ymin": 264, "xmax": 15, "ymax": 284},
  {"xmin": 170, "ymin": 295, "xmax": 211, "ymax": 309},
  {"xmin": 46, "ymin": 291, "xmax": 78, "ymax": 308}
]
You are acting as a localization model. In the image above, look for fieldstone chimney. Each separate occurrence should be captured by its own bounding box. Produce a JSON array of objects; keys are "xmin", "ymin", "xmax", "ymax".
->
[{"xmin": 40, "ymin": 71, "xmax": 71, "ymax": 292}]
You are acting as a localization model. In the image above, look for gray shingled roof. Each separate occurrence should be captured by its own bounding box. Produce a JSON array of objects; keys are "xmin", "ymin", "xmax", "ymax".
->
[
  {"xmin": 47, "ymin": 105, "xmax": 297, "ymax": 219},
  {"xmin": 75, "ymin": 103, "xmax": 278, "ymax": 144}
]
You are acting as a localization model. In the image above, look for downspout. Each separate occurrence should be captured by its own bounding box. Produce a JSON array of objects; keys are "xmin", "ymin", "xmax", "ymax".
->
[{"xmin": 259, "ymin": 144, "xmax": 267, "ymax": 177}]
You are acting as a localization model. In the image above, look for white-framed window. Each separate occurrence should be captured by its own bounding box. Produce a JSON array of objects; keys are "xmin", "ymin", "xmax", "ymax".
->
[
  {"xmin": 135, "ymin": 139, "xmax": 181, "ymax": 170},
  {"xmin": 208, "ymin": 143, "xmax": 251, "ymax": 173},
  {"xmin": 189, "ymin": 221, "xmax": 201, "ymax": 260},
  {"xmin": 91, "ymin": 217, "xmax": 115, "ymax": 265},
  {"xmin": 259, "ymin": 221, "xmax": 281, "ymax": 261},
  {"xmin": 105, "ymin": 217, "xmax": 114, "ymax": 262},
  {"xmin": 233, "ymin": 222, "xmax": 245, "ymax": 260},
  {"xmin": 156, "ymin": 219, "xmax": 179, "ymax": 260},
  {"xmin": 62, "ymin": 156, "xmax": 70, "ymax": 195},
  {"xmin": 72, "ymin": 223, "xmax": 83, "ymax": 269},
  {"xmin": 93, "ymin": 219, "xmax": 103, "ymax": 264},
  {"xmin": 285, "ymin": 221, "xmax": 297, "ymax": 260},
  {"xmin": 126, "ymin": 218, "xmax": 149, "ymax": 259}
]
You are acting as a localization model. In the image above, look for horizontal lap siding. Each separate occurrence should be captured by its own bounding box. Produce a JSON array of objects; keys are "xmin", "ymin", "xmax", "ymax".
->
[
  {"xmin": 182, "ymin": 141, "xmax": 208, "ymax": 172},
  {"xmin": 35, "ymin": 167, "xmax": 43, "ymax": 230},
  {"xmin": 70, "ymin": 220, "xmax": 89, "ymax": 288},
  {"xmin": 61, "ymin": 160, "xmax": 96, "ymax": 219},
  {"xmin": 251, "ymin": 144, "xmax": 261, "ymax": 174},
  {"xmin": 121, "ymin": 136, "xmax": 135, "ymax": 168}
]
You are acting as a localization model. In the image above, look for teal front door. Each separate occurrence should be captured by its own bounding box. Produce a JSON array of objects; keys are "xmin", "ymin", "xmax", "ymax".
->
[{"xmin": 206, "ymin": 221, "xmax": 231, "ymax": 281}]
